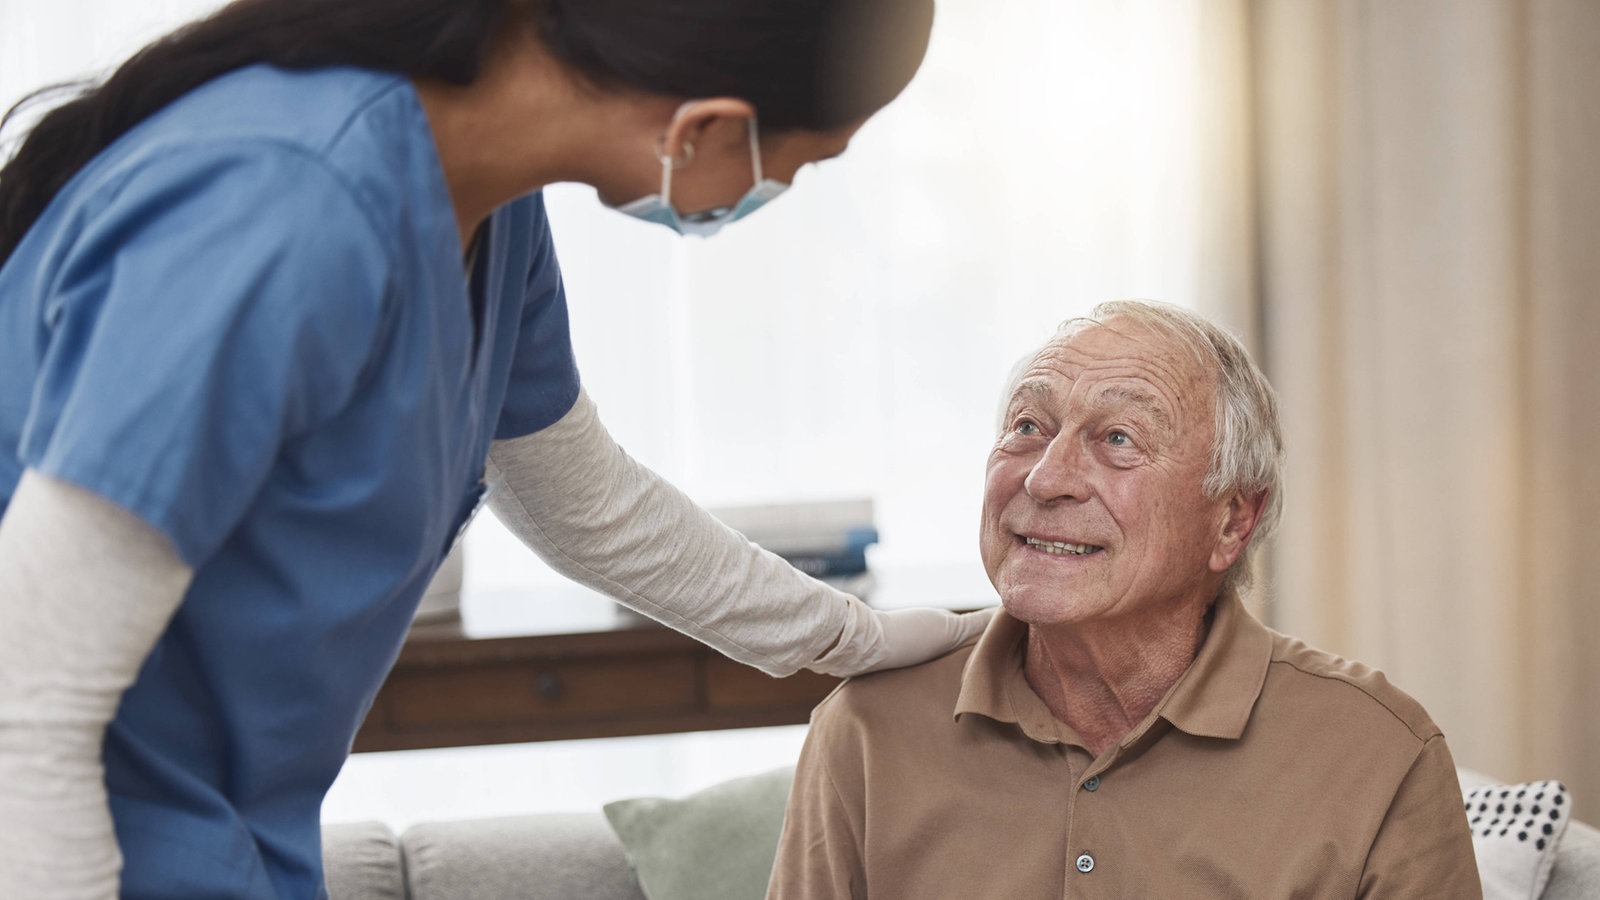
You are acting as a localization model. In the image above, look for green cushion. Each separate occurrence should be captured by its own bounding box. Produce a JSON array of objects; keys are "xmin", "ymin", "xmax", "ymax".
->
[{"xmin": 602, "ymin": 766, "xmax": 795, "ymax": 900}]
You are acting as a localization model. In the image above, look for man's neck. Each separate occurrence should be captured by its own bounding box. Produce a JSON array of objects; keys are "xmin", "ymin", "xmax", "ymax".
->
[{"xmin": 1022, "ymin": 600, "xmax": 1214, "ymax": 758}]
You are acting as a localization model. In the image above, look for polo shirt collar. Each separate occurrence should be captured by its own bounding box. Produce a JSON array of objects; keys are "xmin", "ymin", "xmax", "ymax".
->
[
  {"xmin": 953, "ymin": 610, "xmax": 1069, "ymax": 744},
  {"xmin": 953, "ymin": 590, "xmax": 1274, "ymax": 744},
  {"xmin": 1153, "ymin": 590, "xmax": 1274, "ymax": 739}
]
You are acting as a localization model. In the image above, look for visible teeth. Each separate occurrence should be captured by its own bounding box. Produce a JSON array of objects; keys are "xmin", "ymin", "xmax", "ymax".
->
[{"xmin": 1025, "ymin": 537, "xmax": 1098, "ymax": 555}]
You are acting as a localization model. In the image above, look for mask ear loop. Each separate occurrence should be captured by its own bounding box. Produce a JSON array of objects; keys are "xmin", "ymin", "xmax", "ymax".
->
[
  {"xmin": 746, "ymin": 116, "xmax": 764, "ymax": 184},
  {"xmin": 652, "ymin": 136, "xmax": 694, "ymax": 208}
]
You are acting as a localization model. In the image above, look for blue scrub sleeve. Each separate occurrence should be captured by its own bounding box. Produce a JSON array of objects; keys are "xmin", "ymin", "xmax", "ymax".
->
[
  {"xmin": 19, "ymin": 145, "xmax": 393, "ymax": 567},
  {"xmin": 492, "ymin": 194, "xmax": 581, "ymax": 440}
]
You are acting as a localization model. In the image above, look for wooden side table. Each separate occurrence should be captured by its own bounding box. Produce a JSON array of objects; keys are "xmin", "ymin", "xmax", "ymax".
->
[{"xmin": 353, "ymin": 567, "xmax": 994, "ymax": 753}]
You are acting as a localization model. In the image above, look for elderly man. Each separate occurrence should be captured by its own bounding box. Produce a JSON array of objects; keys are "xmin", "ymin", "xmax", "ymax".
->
[{"xmin": 767, "ymin": 300, "xmax": 1479, "ymax": 898}]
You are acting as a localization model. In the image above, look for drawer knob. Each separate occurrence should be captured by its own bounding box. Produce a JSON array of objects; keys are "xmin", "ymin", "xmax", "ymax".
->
[{"xmin": 536, "ymin": 672, "xmax": 564, "ymax": 702}]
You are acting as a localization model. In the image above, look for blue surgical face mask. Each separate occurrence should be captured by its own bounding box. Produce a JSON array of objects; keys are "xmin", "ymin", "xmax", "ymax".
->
[{"xmin": 614, "ymin": 115, "xmax": 788, "ymax": 238}]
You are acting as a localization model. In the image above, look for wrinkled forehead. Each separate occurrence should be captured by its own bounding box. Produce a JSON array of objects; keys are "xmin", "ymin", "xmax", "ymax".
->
[
  {"xmin": 1007, "ymin": 317, "xmax": 1217, "ymax": 420},
  {"xmin": 1054, "ymin": 314, "xmax": 1209, "ymax": 366}
]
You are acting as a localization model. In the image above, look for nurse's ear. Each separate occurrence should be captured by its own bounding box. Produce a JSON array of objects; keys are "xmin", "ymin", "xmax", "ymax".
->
[{"xmin": 658, "ymin": 97, "xmax": 757, "ymax": 168}]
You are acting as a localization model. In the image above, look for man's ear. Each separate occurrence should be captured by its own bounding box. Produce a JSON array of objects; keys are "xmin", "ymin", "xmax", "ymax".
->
[
  {"xmin": 659, "ymin": 97, "xmax": 757, "ymax": 166},
  {"xmin": 1209, "ymin": 490, "xmax": 1267, "ymax": 574}
]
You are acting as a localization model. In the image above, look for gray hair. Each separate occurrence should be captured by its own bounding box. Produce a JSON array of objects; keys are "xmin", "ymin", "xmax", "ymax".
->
[{"xmin": 996, "ymin": 299, "xmax": 1285, "ymax": 594}]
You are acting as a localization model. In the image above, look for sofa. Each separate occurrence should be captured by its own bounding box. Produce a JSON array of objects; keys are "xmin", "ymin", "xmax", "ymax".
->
[
  {"xmin": 324, "ymin": 813, "xmax": 646, "ymax": 900},
  {"xmin": 324, "ymin": 766, "xmax": 1600, "ymax": 900}
]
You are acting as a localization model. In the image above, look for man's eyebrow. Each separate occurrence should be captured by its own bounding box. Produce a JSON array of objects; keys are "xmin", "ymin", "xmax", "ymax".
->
[
  {"xmin": 1087, "ymin": 386, "xmax": 1173, "ymax": 431},
  {"xmin": 1007, "ymin": 379, "xmax": 1054, "ymax": 411}
]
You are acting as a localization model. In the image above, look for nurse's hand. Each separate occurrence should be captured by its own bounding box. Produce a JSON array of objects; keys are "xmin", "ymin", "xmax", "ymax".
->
[{"xmin": 808, "ymin": 604, "xmax": 996, "ymax": 678}]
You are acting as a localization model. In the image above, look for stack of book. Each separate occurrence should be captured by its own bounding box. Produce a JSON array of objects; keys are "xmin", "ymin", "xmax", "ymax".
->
[{"xmin": 709, "ymin": 498, "xmax": 879, "ymax": 600}]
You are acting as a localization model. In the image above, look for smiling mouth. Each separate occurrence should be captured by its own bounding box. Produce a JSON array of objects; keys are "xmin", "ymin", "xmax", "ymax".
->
[{"xmin": 1022, "ymin": 536, "xmax": 1104, "ymax": 556}]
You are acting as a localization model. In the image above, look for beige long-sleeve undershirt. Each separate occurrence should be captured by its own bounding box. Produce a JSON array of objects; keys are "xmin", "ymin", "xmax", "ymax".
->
[{"xmin": 0, "ymin": 471, "xmax": 192, "ymax": 899}]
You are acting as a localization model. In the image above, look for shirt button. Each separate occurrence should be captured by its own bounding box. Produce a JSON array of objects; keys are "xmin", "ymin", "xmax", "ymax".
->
[
  {"xmin": 1083, "ymin": 775, "xmax": 1101, "ymax": 792},
  {"xmin": 1076, "ymin": 853, "xmax": 1095, "ymax": 873}
]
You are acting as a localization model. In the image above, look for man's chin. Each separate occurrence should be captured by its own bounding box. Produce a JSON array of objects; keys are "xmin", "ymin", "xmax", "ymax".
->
[{"xmin": 998, "ymin": 588, "xmax": 1103, "ymax": 629}]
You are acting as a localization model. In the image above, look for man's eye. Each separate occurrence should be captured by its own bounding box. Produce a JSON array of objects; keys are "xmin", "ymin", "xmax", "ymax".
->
[
  {"xmin": 1015, "ymin": 420, "xmax": 1040, "ymax": 436},
  {"xmin": 1106, "ymin": 430, "xmax": 1132, "ymax": 447}
]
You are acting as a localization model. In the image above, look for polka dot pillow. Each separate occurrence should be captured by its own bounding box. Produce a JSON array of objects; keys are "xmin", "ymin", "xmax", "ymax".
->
[{"xmin": 1463, "ymin": 779, "xmax": 1572, "ymax": 900}]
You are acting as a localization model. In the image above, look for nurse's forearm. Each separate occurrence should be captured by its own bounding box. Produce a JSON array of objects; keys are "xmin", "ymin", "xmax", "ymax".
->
[
  {"xmin": 486, "ymin": 390, "xmax": 994, "ymax": 678},
  {"xmin": 0, "ymin": 471, "xmax": 192, "ymax": 899},
  {"xmin": 486, "ymin": 389, "xmax": 857, "ymax": 676}
]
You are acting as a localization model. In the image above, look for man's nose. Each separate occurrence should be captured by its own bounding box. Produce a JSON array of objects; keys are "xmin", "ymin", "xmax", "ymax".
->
[{"xmin": 1023, "ymin": 434, "xmax": 1091, "ymax": 502}]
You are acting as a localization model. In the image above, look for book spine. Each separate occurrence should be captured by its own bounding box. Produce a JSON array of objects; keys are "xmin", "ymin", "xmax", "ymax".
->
[{"xmin": 782, "ymin": 549, "xmax": 870, "ymax": 578}]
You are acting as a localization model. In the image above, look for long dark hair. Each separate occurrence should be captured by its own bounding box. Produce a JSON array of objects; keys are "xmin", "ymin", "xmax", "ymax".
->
[{"xmin": 0, "ymin": 0, "xmax": 933, "ymax": 267}]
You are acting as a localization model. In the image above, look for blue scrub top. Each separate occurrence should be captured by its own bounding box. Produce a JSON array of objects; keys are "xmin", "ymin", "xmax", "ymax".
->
[{"xmin": 0, "ymin": 65, "xmax": 581, "ymax": 898}]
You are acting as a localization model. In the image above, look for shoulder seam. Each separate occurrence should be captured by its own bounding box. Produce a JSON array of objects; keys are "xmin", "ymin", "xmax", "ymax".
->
[
  {"xmin": 248, "ymin": 138, "xmax": 400, "ymax": 272},
  {"xmin": 317, "ymin": 75, "xmax": 410, "ymax": 159},
  {"xmin": 1269, "ymin": 657, "xmax": 1441, "ymax": 744},
  {"xmin": 1353, "ymin": 733, "xmax": 1445, "ymax": 890}
]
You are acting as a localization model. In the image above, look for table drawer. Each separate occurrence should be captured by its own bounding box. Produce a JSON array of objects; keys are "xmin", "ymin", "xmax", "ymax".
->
[{"xmin": 386, "ymin": 655, "xmax": 697, "ymax": 728}]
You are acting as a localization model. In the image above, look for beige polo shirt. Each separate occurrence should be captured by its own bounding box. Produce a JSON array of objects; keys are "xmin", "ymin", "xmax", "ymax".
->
[{"xmin": 768, "ymin": 592, "xmax": 1481, "ymax": 899}]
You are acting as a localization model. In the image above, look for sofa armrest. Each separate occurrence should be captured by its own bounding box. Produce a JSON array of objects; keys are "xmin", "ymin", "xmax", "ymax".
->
[
  {"xmin": 324, "ymin": 820, "xmax": 405, "ymax": 900},
  {"xmin": 402, "ymin": 811, "xmax": 647, "ymax": 900}
]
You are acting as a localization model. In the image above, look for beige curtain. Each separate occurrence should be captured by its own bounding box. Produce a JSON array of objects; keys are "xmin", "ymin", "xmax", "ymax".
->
[{"xmin": 1252, "ymin": 0, "xmax": 1600, "ymax": 817}]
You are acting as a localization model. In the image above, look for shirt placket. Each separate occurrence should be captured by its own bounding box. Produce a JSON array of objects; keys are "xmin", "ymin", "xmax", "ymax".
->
[
  {"xmin": 1062, "ymin": 718, "xmax": 1172, "ymax": 897},
  {"xmin": 1058, "ymin": 744, "xmax": 1104, "ymax": 898}
]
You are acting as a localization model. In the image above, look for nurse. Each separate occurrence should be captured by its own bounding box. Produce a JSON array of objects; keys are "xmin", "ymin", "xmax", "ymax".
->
[{"xmin": 0, "ymin": 0, "xmax": 986, "ymax": 897}]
